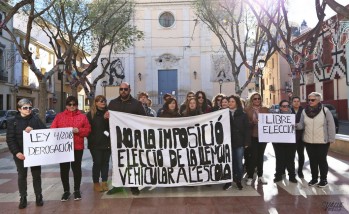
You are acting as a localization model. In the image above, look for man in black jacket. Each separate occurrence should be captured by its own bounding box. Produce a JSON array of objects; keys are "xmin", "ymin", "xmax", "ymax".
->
[{"xmin": 105, "ymin": 82, "xmax": 146, "ymax": 195}]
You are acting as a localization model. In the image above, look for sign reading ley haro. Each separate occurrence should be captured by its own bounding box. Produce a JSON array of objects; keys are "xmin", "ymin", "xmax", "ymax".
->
[
  {"xmin": 23, "ymin": 128, "xmax": 74, "ymax": 167},
  {"xmin": 258, "ymin": 113, "xmax": 295, "ymax": 143}
]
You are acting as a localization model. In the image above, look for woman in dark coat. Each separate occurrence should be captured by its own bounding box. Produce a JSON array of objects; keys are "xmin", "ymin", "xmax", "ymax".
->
[
  {"xmin": 291, "ymin": 96, "xmax": 305, "ymax": 178},
  {"xmin": 182, "ymin": 97, "xmax": 201, "ymax": 117},
  {"xmin": 223, "ymin": 95, "xmax": 250, "ymax": 190},
  {"xmin": 160, "ymin": 97, "xmax": 181, "ymax": 118},
  {"xmin": 272, "ymin": 100, "xmax": 297, "ymax": 183},
  {"xmin": 87, "ymin": 95, "xmax": 111, "ymax": 192},
  {"xmin": 195, "ymin": 91, "xmax": 212, "ymax": 114},
  {"xmin": 6, "ymin": 98, "xmax": 46, "ymax": 209}
]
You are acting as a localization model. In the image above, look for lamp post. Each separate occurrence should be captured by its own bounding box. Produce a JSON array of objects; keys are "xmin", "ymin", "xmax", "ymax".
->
[
  {"xmin": 101, "ymin": 80, "xmax": 108, "ymax": 97},
  {"xmin": 218, "ymin": 79, "xmax": 223, "ymax": 94},
  {"xmin": 58, "ymin": 60, "xmax": 66, "ymax": 112},
  {"xmin": 257, "ymin": 59, "xmax": 266, "ymax": 102}
]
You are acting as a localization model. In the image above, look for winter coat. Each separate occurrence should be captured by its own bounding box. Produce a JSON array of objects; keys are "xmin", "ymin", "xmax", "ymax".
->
[
  {"xmin": 160, "ymin": 110, "xmax": 181, "ymax": 118},
  {"xmin": 51, "ymin": 109, "xmax": 91, "ymax": 150},
  {"xmin": 244, "ymin": 106, "xmax": 270, "ymax": 137},
  {"xmin": 108, "ymin": 95, "xmax": 146, "ymax": 116},
  {"xmin": 298, "ymin": 106, "xmax": 336, "ymax": 144},
  {"xmin": 6, "ymin": 112, "xmax": 46, "ymax": 156},
  {"xmin": 87, "ymin": 109, "xmax": 110, "ymax": 150},
  {"xmin": 182, "ymin": 109, "xmax": 201, "ymax": 117},
  {"xmin": 230, "ymin": 108, "xmax": 251, "ymax": 148}
]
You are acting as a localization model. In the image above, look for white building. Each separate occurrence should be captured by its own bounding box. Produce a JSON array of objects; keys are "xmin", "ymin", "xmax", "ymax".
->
[{"xmin": 92, "ymin": 0, "xmax": 247, "ymax": 104}]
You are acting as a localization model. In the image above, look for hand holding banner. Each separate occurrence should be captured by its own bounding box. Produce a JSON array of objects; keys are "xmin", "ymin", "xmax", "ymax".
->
[
  {"xmin": 258, "ymin": 113, "xmax": 296, "ymax": 143},
  {"xmin": 23, "ymin": 128, "xmax": 74, "ymax": 167}
]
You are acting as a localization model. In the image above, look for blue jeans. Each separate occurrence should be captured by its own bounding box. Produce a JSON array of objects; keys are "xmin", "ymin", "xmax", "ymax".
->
[{"xmin": 233, "ymin": 146, "xmax": 244, "ymax": 181}]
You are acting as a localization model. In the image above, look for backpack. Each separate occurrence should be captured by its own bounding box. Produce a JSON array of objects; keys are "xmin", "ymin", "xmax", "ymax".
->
[{"xmin": 323, "ymin": 107, "xmax": 339, "ymax": 133}]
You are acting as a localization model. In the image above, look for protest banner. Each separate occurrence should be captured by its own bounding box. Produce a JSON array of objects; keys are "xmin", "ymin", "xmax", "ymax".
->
[
  {"xmin": 109, "ymin": 109, "xmax": 232, "ymax": 187},
  {"xmin": 258, "ymin": 113, "xmax": 295, "ymax": 143},
  {"xmin": 23, "ymin": 128, "xmax": 74, "ymax": 167}
]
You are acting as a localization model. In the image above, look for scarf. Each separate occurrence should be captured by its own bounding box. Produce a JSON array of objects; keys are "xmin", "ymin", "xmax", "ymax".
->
[{"xmin": 304, "ymin": 103, "xmax": 322, "ymax": 118}]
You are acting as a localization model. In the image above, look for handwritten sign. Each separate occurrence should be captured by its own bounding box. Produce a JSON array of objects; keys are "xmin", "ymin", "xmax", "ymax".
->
[
  {"xmin": 109, "ymin": 109, "xmax": 232, "ymax": 187},
  {"xmin": 23, "ymin": 128, "xmax": 74, "ymax": 167},
  {"xmin": 258, "ymin": 113, "xmax": 295, "ymax": 143}
]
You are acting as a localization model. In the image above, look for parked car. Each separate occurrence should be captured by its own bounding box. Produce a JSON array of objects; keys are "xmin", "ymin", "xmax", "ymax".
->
[
  {"xmin": 323, "ymin": 104, "xmax": 338, "ymax": 118},
  {"xmin": 31, "ymin": 108, "xmax": 57, "ymax": 123},
  {"xmin": 269, "ymin": 104, "xmax": 280, "ymax": 113},
  {"xmin": 0, "ymin": 110, "xmax": 17, "ymax": 129},
  {"xmin": 45, "ymin": 109, "xmax": 57, "ymax": 123}
]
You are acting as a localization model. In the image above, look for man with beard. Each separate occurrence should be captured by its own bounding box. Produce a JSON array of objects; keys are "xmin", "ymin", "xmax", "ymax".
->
[{"xmin": 105, "ymin": 82, "xmax": 146, "ymax": 195}]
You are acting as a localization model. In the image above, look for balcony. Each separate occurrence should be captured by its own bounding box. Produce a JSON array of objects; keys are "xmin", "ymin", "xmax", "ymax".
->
[{"xmin": 0, "ymin": 74, "xmax": 8, "ymax": 82}]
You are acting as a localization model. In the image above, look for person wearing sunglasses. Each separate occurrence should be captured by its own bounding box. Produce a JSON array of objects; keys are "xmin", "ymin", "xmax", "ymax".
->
[
  {"xmin": 244, "ymin": 92, "xmax": 269, "ymax": 185},
  {"xmin": 51, "ymin": 96, "xmax": 91, "ymax": 201},
  {"xmin": 272, "ymin": 100, "xmax": 297, "ymax": 184},
  {"xmin": 6, "ymin": 98, "xmax": 46, "ymax": 209},
  {"xmin": 104, "ymin": 82, "xmax": 146, "ymax": 195},
  {"xmin": 86, "ymin": 95, "xmax": 110, "ymax": 192},
  {"xmin": 195, "ymin": 91, "xmax": 212, "ymax": 114},
  {"xmin": 297, "ymin": 92, "xmax": 336, "ymax": 188}
]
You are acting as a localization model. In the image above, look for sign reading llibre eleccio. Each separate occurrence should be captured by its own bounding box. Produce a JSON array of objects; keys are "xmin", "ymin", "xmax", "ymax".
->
[
  {"xmin": 23, "ymin": 128, "xmax": 74, "ymax": 167},
  {"xmin": 258, "ymin": 113, "xmax": 295, "ymax": 143}
]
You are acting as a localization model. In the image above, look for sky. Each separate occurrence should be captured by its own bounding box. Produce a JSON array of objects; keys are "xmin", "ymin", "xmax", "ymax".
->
[{"xmin": 288, "ymin": 0, "xmax": 348, "ymax": 27}]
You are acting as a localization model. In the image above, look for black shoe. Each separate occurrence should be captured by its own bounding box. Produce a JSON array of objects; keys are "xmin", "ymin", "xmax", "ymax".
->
[
  {"xmin": 308, "ymin": 179, "xmax": 318, "ymax": 187},
  {"xmin": 36, "ymin": 194, "xmax": 44, "ymax": 206},
  {"xmin": 317, "ymin": 180, "xmax": 328, "ymax": 188},
  {"xmin": 74, "ymin": 191, "xmax": 82, "ymax": 201},
  {"xmin": 223, "ymin": 183, "xmax": 232, "ymax": 190},
  {"xmin": 18, "ymin": 196, "xmax": 27, "ymax": 209},
  {"xmin": 298, "ymin": 171, "xmax": 304, "ymax": 179},
  {"xmin": 130, "ymin": 187, "xmax": 140, "ymax": 195},
  {"xmin": 273, "ymin": 177, "xmax": 282, "ymax": 183},
  {"xmin": 236, "ymin": 181, "xmax": 243, "ymax": 190},
  {"xmin": 61, "ymin": 191, "xmax": 71, "ymax": 202},
  {"xmin": 289, "ymin": 178, "xmax": 297, "ymax": 183}
]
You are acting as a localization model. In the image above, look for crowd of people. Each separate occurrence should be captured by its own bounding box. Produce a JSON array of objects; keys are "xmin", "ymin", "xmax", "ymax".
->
[{"xmin": 6, "ymin": 82, "xmax": 336, "ymax": 209}]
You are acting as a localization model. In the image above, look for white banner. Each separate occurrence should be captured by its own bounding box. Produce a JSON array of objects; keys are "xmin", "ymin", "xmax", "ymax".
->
[
  {"xmin": 109, "ymin": 109, "xmax": 232, "ymax": 187},
  {"xmin": 23, "ymin": 128, "xmax": 74, "ymax": 167},
  {"xmin": 258, "ymin": 113, "xmax": 295, "ymax": 143}
]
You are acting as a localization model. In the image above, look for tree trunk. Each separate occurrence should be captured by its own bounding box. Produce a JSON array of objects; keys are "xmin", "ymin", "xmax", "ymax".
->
[
  {"xmin": 292, "ymin": 78, "xmax": 300, "ymax": 97},
  {"xmin": 38, "ymin": 80, "xmax": 47, "ymax": 124}
]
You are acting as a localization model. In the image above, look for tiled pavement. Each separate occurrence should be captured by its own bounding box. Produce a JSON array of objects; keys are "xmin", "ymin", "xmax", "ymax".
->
[{"xmin": 0, "ymin": 143, "xmax": 348, "ymax": 214}]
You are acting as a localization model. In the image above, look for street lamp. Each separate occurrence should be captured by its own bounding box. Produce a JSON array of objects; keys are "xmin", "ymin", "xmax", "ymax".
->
[
  {"xmin": 101, "ymin": 80, "xmax": 108, "ymax": 97},
  {"xmin": 218, "ymin": 79, "xmax": 223, "ymax": 94},
  {"xmin": 257, "ymin": 59, "xmax": 266, "ymax": 102},
  {"xmin": 58, "ymin": 59, "xmax": 66, "ymax": 112}
]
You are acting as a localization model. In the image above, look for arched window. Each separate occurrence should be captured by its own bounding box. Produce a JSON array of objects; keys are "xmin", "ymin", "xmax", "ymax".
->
[{"xmin": 159, "ymin": 12, "xmax": 175, "ymax": 28}]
